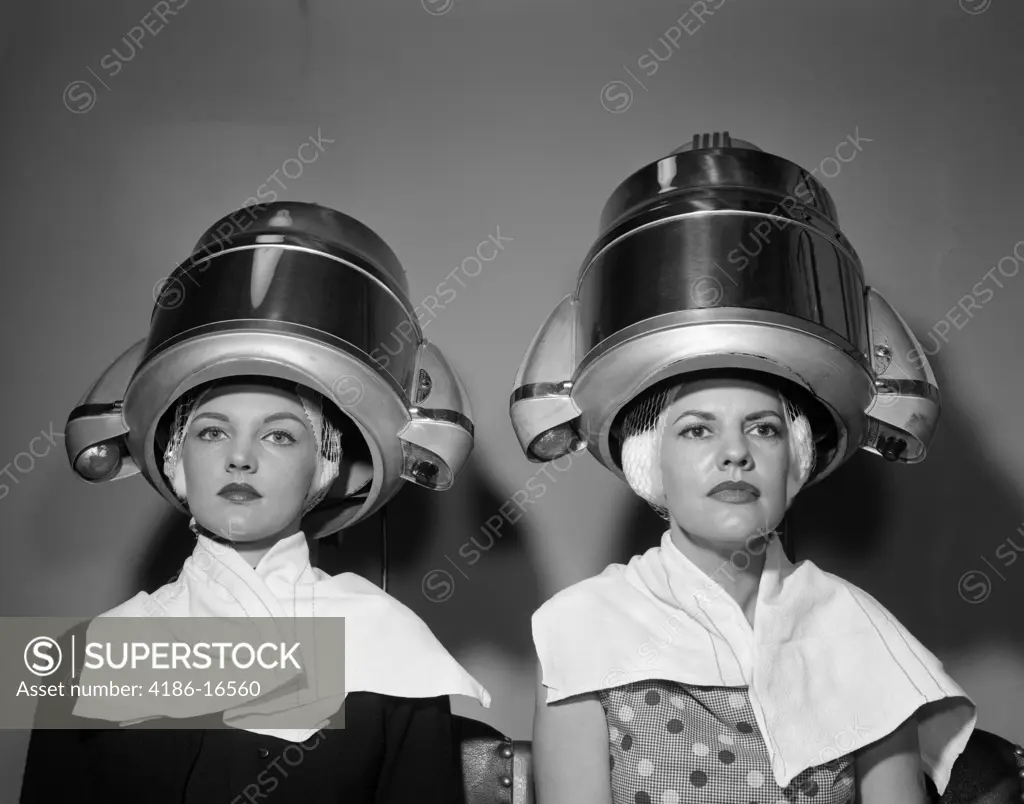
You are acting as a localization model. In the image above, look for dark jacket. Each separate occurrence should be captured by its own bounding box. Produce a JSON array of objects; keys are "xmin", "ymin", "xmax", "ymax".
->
[{"xmin": 20, "ymin": 623, "xmax": 462, "ymax": 804}]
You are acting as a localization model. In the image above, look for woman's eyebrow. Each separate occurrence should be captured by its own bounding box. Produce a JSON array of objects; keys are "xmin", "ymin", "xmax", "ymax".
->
[
  {"xmin": 672, "ymin": 409, "xmax": 783, "ymax": 425},
  {"xmin": 743, "ymin": 410, "xmax": 783, "ymax": 422},
  {"xmin": 193, "ymin": 412, "xmax": 229, "ymax": 422},
  {"xmin": 672, "ymin": 409, "xmax": 714, "ymax": 424},
  {"xmin": 263, "ymin": 412, "xmax": 308, "ymax": 428},
  {"xmin": 191, "ymin": 412, "xmax": 308, "ymax": 427}
]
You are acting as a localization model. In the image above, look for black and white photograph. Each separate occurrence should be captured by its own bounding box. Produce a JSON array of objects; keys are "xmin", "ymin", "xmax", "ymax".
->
[{"xmin": 0, "ymin": 1, "xmax": 1022, "ymax": 802}]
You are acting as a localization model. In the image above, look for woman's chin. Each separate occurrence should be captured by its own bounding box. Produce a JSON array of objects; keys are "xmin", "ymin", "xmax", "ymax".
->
[
  {"xmin": 682, "ymin": 511, "xmax": 774, "ymax": 545},
  {"xmin": 195, "ymin": 509, "xmax": 283, "ymax": 543},
  {"xmin": 714, "ymin": 507, "xmax": 771, "ymax": 534}
]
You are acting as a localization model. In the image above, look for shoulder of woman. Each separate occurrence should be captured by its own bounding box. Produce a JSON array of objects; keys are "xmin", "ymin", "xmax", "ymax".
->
[
  {"xmin": 94, "ymin": 590, "xmax": 168, "ymax": 618},
  {"xmin": 27, "ymin": 619, "xmax": 95, "ymax": 724},
  {"xmin": 53, "ymin": 618, "xmax": 93, "ymax": 679},
  {"xmin": 803, "ymin": 564, "xmax": 898, "ymax": 614},
  {"xmin": 323, "ymin": 576, "xmax": 453, "ymax": 645},
  {"xmin": 532, "ymin": 567, "xmax": 638, "ymax": 643}
]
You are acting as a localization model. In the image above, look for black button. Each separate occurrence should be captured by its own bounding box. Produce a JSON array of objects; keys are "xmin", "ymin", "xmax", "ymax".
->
[{"xmin": 258, "ymin": 747, "xmax": 270, "ymax": 758}]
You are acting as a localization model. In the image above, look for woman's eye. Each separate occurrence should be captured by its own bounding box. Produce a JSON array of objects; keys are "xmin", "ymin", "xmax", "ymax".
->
[
  {"xmin": 264, "ymin": 430, "xmax": 297, "ymax": 446},
  {"xmin": 752, "ymin": 423, "xmax": 782, "ymax": 438},
  {"xmin": 196, "ymin": 427, "xmax": 226, "ymax": 441},
  {"xmin": 680, "ymin": 424, "xmax": 710, "ymax": 438}
]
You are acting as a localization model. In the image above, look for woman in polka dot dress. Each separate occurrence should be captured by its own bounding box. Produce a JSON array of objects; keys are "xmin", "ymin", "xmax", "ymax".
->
[
  {"xmin": 599, "ymin": 682, "xmax": 855, "ymax": 804},
  {"xmin": 530, "ymin": 372, "xmax": 976, "ymax": 804}
]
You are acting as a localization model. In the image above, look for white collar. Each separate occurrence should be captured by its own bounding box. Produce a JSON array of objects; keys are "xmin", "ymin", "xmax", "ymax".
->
[
  {"xmin": 74, "ymin": 521, "xmax": 490, "ymax": 739},
  {"xmin": 533, "ymin": 531, "xmax": 975, "ymax": 792},
  {"xmin": 193, "ymin": 525, "xmax": 317, "ymax": 590}
]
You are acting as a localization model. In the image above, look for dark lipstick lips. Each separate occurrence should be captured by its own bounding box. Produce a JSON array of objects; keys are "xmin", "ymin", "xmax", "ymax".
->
[
  {"xmin": 217, "ymin": 482, "xmax": 262, "ymax": 498},
  {"xmin": 707, "ymin": 481, "xmax": 760, "ymax": 498}
]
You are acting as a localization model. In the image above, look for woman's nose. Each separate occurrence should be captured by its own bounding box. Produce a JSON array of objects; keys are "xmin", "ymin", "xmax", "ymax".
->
[
  {"xmin": 226, "ymin": 441, "xmax": 257, "ymax": 473},
  {"xmin": 718, "ymin": 435, "xmax": 753, "ymax": 470}
]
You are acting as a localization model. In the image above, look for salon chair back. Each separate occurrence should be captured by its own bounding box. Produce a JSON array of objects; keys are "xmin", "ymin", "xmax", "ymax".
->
[
  {"xmin": 453, "ymin": 717, "xmax": 1022, "ymax": 804},
  {"xmin": 453, "ymin": 715, "xmax": 533, "ymax": 804},
  {"xmin": 933, "ymin": 729, "xmax": 1024, "ymax": 804}
]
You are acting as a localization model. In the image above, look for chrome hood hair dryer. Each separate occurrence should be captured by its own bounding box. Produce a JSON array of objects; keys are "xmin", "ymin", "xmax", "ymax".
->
[
  {"xmin": 65, "ymin": 202, "xmax": 474, "ymax": 538},
  {"xmin": 509, "ymin": 132, "xmax": 939, "ymax": 486}
]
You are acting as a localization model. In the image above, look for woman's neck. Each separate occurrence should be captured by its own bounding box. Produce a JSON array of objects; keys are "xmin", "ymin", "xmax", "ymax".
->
[
  {"xmin": 231, "ymin": 533, "xmax": 292, "ymax": 568},
  {"xmin": 194, "ymin": 518, "xmax": 315, "ymax": 569},
  {"xmin": 668, "ymin": 521, "xmax": 768, "ymax": 628}
]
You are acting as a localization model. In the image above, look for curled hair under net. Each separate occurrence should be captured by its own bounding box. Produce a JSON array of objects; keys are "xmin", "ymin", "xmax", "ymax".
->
[
  {"xmin": 620, "ymin": 381, "xmax": 815, "ymax": 520},
  {"xmin": 162, "ymin": 383, "xmax": 343, "ymax": 515}
]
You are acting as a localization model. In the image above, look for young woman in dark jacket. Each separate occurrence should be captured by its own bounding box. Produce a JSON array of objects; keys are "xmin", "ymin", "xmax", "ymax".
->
[{"xmin": 21, "ymin": 203, "xmax": 490, "ymax": 803}]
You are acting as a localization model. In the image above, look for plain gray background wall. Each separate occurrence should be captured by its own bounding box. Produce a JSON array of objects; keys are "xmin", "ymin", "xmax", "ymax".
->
[{"xmin": 1, "ymin": 0, "xmax": 1023, "ymax": 797}]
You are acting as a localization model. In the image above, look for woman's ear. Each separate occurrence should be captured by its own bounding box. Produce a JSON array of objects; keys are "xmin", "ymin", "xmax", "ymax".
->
[
  {"xmin": 172, "ymin": 459, "xmax": 188, "ymax": 501},
  {"xmin": 784, "ymin": 408, "xmax": 814, "ymax": 505}
]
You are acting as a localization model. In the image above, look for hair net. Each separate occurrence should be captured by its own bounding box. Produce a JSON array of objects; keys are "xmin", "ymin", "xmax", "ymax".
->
[{"xmin": 161, "ymin": 382, "xmax": 343, "ymax": 515}]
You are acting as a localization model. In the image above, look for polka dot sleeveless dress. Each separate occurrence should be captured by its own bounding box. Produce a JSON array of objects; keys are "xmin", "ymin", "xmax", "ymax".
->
[{"xmin": 598, "ymin": 681, "xmax": 856, "ymax": 804}]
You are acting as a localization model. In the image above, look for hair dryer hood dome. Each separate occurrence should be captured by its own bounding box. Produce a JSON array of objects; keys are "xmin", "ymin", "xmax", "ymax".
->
[
  {"xmin": 65, "ymin": 202, "xmax": 475, "ymax": 536},
  {"xmin": 509, "ymin": 132, "xmax": 940, "ymax": 487}
]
